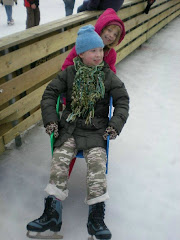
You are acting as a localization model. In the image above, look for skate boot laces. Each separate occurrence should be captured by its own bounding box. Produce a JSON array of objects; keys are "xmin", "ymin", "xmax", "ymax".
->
[
  {"xmin": 36, "ymin": 197, "xmax": 57, "ymax": 223},
  {"xmin": 91, "ymin": 203, "xmax": 106, "ymax": 228}
]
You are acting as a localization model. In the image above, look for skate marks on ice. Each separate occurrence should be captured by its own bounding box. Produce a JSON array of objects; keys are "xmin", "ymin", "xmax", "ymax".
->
[{"xmin": 27, "ymin": 231, "xmax": 63, "ymax": 239}]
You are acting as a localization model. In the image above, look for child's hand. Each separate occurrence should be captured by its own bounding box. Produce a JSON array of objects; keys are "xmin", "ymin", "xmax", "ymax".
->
[
  {"xmin": 103, "ymin": 126, "xmax": 118, "ymax": 140},
  {"xmin": 45, "ymin": 122, "xmax": 59, "ymax": 138}
]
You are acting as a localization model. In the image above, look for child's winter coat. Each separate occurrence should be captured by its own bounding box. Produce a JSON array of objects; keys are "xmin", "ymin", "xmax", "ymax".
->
[{"xmin": 41, "ymin": 62, "xmax": 129, "ymax": 151}]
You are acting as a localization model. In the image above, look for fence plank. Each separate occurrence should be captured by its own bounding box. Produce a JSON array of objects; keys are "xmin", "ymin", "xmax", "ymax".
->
[
  {"xmin": 115, "ymin": 3, "xmax": 180, "ymax": 51},
  {"xmin": 146, "ymin": 9, "xmax": 180, "ymax": 39},
  {"xmin": 123, "ymin": 0, "xmax": 180, "ymax": 33},
  {"xmin": 0, "ymin": 11, "xmax": 102, "ymax": 51},
  {"xmin": 116, "ymin": 9, "xmax": 180, "ymax": 63},
  {"xmin": 0, "ymin": 20, "xmax": 96, "ymax": 79},
  {"xmin": 0, "ymin": 136, "xmax": 5, "ymax": 154},
  {"xmin": 0, "ymin": 51, "xmax": 70, "ymax": 106},
  {"xmin": 3, "ymin": 109, "xmax": 42, "ymax": 145},
  {"xmin": 0, "ymin": 82, "xmax": 49, "ymax": 123}
]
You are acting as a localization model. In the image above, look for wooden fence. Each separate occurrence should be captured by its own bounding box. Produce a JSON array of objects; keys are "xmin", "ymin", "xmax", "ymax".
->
[{"xmin": 0, "ymin": 0, "xmax": 179, "ymax": 154}]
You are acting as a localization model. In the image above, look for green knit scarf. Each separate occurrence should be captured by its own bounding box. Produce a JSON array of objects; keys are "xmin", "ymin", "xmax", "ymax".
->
[{"xmin": 66, "ymin": 57, "xmax": 105, "ymax": 125}]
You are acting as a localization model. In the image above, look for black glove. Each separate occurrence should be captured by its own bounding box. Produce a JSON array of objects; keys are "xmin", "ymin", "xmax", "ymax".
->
[
  {"xmin": 144, "ymin": 0, "xmax": 156, "ymax": 14},
  {"xmin": 15, "ymin": 2, "xmax": 17, "ymax": 5},
  {"xmin": 45, "ymin": 122, "xmax": 59, "ymax": 138},
  {"xmin": 144, "ymin": 3, "xmax": 151, "ymax": 14},
  {"xmin": 1, "ymin": 0, "xmax": 3, "ymax": 5},
  {"xmin": 103, "ymin": 126, "xmax": 118, "ymax": 140}
]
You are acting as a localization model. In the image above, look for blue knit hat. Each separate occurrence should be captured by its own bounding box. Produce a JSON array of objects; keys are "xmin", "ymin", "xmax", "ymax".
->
[{"xmin": 75, "ymin": 25, "xmax": 104, "ymax": 55}]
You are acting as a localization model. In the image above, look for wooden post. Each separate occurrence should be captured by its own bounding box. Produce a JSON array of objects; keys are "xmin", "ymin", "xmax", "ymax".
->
[{"xmin": 0, "ymin": 136, "xmax": 5, "ymax": 154}]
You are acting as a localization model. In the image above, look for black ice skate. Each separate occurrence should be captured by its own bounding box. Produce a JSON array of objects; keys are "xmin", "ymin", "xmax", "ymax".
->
[
  {"xmin": 26, "ymin": 195, "xmax": 63, "ymax": 239},
  {"xmin": 87, "ymin": 202, "xmax": 112, "ymax": 240}
]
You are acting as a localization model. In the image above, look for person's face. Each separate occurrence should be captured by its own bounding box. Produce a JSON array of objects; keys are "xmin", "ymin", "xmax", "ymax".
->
[
  {"xmin": 101, "ymin": 26, "xmax": 120, "ymax": 46},
  {"xmin": 79, "ymin": 47, "xmax": 104, "ymax": 67}
]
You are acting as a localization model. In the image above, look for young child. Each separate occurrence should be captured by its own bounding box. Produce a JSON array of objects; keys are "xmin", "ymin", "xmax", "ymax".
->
[
  {"xmin": 62, "ymin": 8, "xmax": 126, "ymax": 177},
  {"xmin": 77, "ymin": 0, "xmax": 124, "ymax": 13},
  {"xmin": 0, "ymin": 0, "xmax": 17, "ymax": 26},
  {"xmin": 26, "ymin": 25, "xmax": 129, "ymax": 240},
  {"xmin": 62, "ymin": 8, "xmax": 126, "ymax": 74},
  {"xmin": 24, "ymin": 0, "xmax": 40, "ymax": 29}
]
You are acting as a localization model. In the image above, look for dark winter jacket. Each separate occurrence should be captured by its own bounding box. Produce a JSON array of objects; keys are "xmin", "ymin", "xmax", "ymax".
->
[
  {"xmin": 24, "ymin": 0, "xmax": 39, "ymax": 8},
  {"xmin": 82, "ymin": 0, "xmax": 124, "ymax": 12},
  {"xmin": 41, "ymin": 63, "xmax": 129, "ymax": 150}
]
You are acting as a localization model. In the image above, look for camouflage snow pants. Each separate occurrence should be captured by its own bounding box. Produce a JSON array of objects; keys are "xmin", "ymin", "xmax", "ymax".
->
[{"xmin": 45, "ymin": 137, "xmax": 109, "ymax": 205}]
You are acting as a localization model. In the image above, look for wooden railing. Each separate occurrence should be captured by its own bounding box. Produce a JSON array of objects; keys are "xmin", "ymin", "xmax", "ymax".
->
[{"xmin": 0, "ymin": 0, "xmax": 179, "ymax": 154}]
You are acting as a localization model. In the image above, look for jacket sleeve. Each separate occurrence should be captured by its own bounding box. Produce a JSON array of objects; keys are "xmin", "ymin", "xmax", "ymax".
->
[
  {"xmin": 108, "ymin": 74, "xmax": 129, "ymax": 134},
  {"xmin": 61, "ymin": 46, "xmax": 77, "ymax": 71},
  {"xmin": 41, "ymin": 70, "xmax": 67, "ymax": 127},
  {"xmin": 86, "ymin": 0, "xmax": 101, "ymax": 10}
]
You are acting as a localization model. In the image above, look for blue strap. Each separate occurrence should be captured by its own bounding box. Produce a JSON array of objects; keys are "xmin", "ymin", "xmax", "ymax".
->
[
  {"xmin": 106, "ymin": 96, "xmax": 113, "ymax": 174},
  {"xmin": 76, "ymin": 150, "xmax": 84, "ymax": 158}
]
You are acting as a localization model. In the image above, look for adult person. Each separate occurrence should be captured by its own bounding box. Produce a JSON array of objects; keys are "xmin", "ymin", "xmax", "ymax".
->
[
  {"xmin": 63, "ymin": 0, "xmax": 75, "ymax": 16},
  {"xmin": 24, "ymin": 0, "xmax": 40, "ymax": 29},
  {"xmin": 0, "ymin": 0, "xmax": 17, "ymax": 26},
  {"xmin": 77, "ymin": 0, "xmax": 124, "ymax": 13}
]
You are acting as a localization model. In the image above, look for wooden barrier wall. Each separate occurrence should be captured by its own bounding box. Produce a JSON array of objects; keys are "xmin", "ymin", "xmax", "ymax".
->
[{"xmin": 0, "ymin": 0, "xmax": 179, "ymax": 154}]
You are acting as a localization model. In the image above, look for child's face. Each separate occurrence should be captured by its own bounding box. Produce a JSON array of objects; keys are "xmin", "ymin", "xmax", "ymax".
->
[
  {"xmin": 79, "ymin": 47, "xmax": 104, "ymax": 67},
  {"xmin": 101, "ymin": 26, "xmax": 121, "ymax": 46}
]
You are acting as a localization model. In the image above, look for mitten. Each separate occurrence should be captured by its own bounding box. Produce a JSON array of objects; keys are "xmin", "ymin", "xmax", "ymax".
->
[
  {"xmin": 103, "ymin": 126, "xmax": 118, "ymax": 140},
  {"xmin": 45, "ymin": 122, "xmax": 59, "ymax": 138}
]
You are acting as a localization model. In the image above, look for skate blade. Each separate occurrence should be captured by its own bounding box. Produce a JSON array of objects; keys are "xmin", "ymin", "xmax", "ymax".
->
[{"xmin": 27, "ymin": 231, "xmax": 63, "ymax": 239}]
